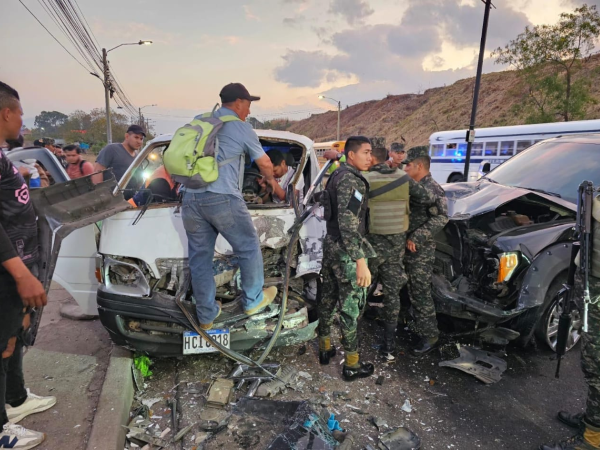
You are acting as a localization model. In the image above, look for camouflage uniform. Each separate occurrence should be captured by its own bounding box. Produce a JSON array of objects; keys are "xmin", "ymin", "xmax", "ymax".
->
[
  {"xmin": 404, "ymin": 148, "xmax": 449, "ymax": 339},
  {"xmin": 318, "ymin": 163, "xmax": 376, "ymax": 353},
  {"xmin": 366, "ymin": 163, "xmax": 434, "ymax": 322},
  {"xmin": 581, "ymin": 274, "xmax": 600, "ymax": 426}
]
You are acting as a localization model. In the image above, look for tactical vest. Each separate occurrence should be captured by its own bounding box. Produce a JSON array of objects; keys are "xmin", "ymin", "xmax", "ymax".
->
[
  {"xmin": 325, "ymin": 165, "xmax": 369, "ymax": 241},
  {"xmin": 363, "ymin": 169, "xmax": 410, "ymax": 235}
]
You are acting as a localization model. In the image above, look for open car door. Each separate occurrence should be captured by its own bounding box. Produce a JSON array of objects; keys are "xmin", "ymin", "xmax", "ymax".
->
[
  {"xmin": 6, "ymin": 147, "xmax": 131, "ymax": 343},
  {"xmin": 6, "ymin": 148, "xmax": 129, "ymax": 316}
]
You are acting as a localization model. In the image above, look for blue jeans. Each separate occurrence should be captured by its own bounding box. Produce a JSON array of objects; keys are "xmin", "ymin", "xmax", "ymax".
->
[{"xmin": 182, "ymin": 192, "xmax": 265, "ymax": 324}]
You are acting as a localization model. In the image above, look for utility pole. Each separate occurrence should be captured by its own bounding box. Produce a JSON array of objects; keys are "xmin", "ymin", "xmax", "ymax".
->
[
  {"xmin": 463, "ymin": 0, "xmax": 493, "ymax": 181},
  {"xmin": 102, "ymin": 48, "xmax": 112, "ymax": 143},
  {"xmin": 336, "ymin": 100, "xmax": 341, "ymax": 142}
]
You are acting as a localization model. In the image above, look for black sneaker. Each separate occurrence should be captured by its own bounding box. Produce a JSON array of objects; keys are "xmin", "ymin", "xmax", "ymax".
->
[
  {"xmin": 319, "ymin": 347, "xmax": 337, "ymax": 365},
  {"xmin": 342, "ymin": 362, "xmax": 374, "ymax": 381},
  {"xmin": 558, "ymin": 411, "xmax": 585, "ymax": 429},
  {"xmin": 539, "ymin": 432, "xmax": 597, "ymax": 450}
]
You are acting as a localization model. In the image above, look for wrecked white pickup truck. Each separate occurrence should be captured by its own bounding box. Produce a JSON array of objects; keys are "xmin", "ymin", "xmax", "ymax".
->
[{"xmin": 9, "ymin": 131, "xmax": 326, "ymax": 357}]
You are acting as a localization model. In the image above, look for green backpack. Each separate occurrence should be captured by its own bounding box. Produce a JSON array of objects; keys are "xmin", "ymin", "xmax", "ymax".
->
[{"xmin": 163, "ymin": 107, "xmax": 241, "ymax": 189}]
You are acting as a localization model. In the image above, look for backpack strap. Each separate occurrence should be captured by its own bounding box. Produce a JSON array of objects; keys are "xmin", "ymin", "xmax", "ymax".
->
[
  {"xmin": 79, "ymin": 160, "xmax": 86, "ymax": 175},
  {"xmin": 369, "ymin": 173, "xmax": 410, "ymax": 199}
]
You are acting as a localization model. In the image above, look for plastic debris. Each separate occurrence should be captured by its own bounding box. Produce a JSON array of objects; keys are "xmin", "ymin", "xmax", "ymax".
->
[
  {"xmin": 327, "ymin": 413, "xmax": 344, "ymax": 432},
  {"xmin": 141, "ymin": 398, "xmax": 161, "ymax": 408},
  {"xmin": 401, "ymin": 400, "xmax": 412, "ymax": 413},
  {"xmin": 439, "ymin": 346, "xmax": 507, "ymax": 384},
  {"xmin": 376, "ymin": 375, "xmax": 385, "ymax": 386},
  {"xmin": 256, "ymin": 366, "xmax": 298, "ymax": 398},
  {"xmin": 133, "ymin": 355, "xmax": 153, "ymax": 378}
]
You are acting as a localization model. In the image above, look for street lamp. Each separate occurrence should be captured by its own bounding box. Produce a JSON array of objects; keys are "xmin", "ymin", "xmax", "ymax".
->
[
  {"xmin": 139, "ymin": 104, "xmax": 157, "ymax": 132},
  {"xmin": 94, "ymin": 40, "xmax": 153, "ymax": 143},
  {"xmin": 318, "ymin": 95, "xmax": 341, "ymax": 141}
]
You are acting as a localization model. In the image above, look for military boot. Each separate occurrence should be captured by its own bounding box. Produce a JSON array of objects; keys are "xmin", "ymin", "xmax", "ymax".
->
[
  {"xmin": 410, "ymin": 336, "xmax": 439, "ymax": 357},
  {"xmin": 558, "ymin": 411, "xmax": 585, "ymax": 429},
  {"xmin": 318, "ymin": 336, "xmax": 337, "ymax": 365},
  {"xmin": 380, "ymin": 322, "xmax": 397, "ymax": 362},
  {"xmin": 342, "ymin": 351, "xmax": 374, "ymax": 381},
  {"xmin": 540, "ymin": 421, "xmax": 600, "ymax": 450}
]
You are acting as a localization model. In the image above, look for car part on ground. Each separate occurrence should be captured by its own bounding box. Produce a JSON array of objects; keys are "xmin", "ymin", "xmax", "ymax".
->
[
  {"xmin": 378, "ymin": 427, "xmax": 422, "ymax": 450},
  {"xmin": 439, "ymin": 345, "xmax": 507, "ymax": 384}
]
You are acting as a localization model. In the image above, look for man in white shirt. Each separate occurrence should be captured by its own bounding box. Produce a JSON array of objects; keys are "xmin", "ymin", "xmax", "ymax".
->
[{"xmin": 258, "ymin": 150, "xmax": 304, "ymax": 203}]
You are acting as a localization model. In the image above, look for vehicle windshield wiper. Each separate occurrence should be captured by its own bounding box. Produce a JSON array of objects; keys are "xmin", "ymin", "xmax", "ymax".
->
[{"xmin": 519, "ymin": 186, "xmax": 562, "ymax": 198}]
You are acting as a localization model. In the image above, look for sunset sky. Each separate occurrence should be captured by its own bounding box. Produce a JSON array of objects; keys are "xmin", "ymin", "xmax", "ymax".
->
[{"xmin": 1, "ymin": 0, "xmax": 596, "ymax": 134}]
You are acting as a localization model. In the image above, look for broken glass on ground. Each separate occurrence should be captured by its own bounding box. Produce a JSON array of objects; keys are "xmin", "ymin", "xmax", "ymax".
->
[{"xmin": 438, "ymin": 345, "xmax": 508, "ymax": 384}]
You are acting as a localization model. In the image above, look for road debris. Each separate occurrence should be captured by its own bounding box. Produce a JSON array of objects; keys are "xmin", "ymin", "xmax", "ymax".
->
[
  {"xmin": 371, "ymin": 416, "xmax": 388, "ymax": 431},
  {"xmin": 439, "ymin": 345, "xmax": 508, "ymax": 384},
  {"xmin": 174, "ymin": 423, "xmax": 194, "ymax": 442},
  {"xmin": 255, "ymin": 365, "xmax": 298, "ymax": 397},
  {"xmin": 206, "ymin": 378, "xmax": 234, "ymax": 407},
  {"xmin": 133, "ymin": 355, "xmax": 153, "ymax": 378},
  {"xmin": 401, "ymin": 400, "xmax": 412, "ymax": 413},
  {"xmin": 376, "ymin": 375, "xmax": 385, "ymax": 385},
  {"xmin": 378, "ymin": 427, "xmax": 421, "ymax": 449}
]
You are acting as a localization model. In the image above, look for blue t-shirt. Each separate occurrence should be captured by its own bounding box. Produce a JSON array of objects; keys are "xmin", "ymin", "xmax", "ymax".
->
[{"xmin": 185, "ymin": 107, "xmax": 266, "ymax": 199}]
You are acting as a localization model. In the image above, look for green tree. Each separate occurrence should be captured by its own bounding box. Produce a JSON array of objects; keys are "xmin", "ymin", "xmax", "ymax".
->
[
  {"xmin": 34, "ymin": 110, "xmax": 68, "ymax": 135},
  {"xmin": 493, "ymin": 4, "xmax": 600, "ymax": 122}
]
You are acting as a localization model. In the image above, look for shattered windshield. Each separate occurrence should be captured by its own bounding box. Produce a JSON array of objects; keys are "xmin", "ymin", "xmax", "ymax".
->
[{"xmin": 484, "ymin": 140, "xmax": 600, "ymax": 204}]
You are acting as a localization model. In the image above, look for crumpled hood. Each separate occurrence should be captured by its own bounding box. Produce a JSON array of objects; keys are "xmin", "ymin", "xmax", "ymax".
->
[{"xmin": 443, "ymin": 181, "xmax": 575, "ymax": 219}]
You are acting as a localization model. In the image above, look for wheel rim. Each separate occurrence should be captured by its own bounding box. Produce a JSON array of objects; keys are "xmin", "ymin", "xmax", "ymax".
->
[{"xmin": 545, "ymin": 296, "xmax": 582, "ymax": 352}]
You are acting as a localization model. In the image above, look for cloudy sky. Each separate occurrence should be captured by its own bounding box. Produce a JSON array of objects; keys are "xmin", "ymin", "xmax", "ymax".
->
[{"xmin": 0, "ymin": 0, "xmax": 597, "ymax": 134}]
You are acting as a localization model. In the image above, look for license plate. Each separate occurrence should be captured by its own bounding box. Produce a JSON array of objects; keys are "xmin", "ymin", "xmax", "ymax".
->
[{"xmin": 183, "ymin": 329, "xmax": 230, "ymax": 355}]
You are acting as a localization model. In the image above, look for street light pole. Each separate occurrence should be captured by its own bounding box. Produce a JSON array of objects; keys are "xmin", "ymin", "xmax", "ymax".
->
[
  {"xmin": 138, "ymin": 104, "xmax": 157, "ymax": 132},
  {"xmin": 318, "ymin": 95, "xmax": 341, "ymax": 141},
  {"xmin": 95, "ymin": 40, "xmax": 153, "ymax": 144},
  {"xmin": 463, "ymin": 0, "xmax": 493, "ymax": 181},
  {"xmin": 102, "ymin": 48, "xmax": 112, "ymax": 143}
]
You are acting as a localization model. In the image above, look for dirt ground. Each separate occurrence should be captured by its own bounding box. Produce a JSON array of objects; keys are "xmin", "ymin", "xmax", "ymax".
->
[{"xmin": 126, "ymin": 317, "xmax": 586, "ymax": 450}]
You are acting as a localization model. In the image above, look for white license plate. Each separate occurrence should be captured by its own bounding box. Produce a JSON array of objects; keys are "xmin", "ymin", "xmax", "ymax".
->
[{"xmin": 183, "ymin": 329, "xmax": 230, "ymax": 355}]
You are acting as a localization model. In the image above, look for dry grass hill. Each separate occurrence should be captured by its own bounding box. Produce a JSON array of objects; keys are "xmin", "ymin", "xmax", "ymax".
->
[{"xmin": 284, "ymin": 54, "xmax": 600, "ymax": 148}]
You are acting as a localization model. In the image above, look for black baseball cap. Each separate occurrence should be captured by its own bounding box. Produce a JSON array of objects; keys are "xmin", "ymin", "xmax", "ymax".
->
[
  {"xmin": 219, "ymin": 83, "xmax": 261, "ymax": 103},
  {"xmin": 127, "ymin": 124, "xmax": 146, "ymax": 137}
]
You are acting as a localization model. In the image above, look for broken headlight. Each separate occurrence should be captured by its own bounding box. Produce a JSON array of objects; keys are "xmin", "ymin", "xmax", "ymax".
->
[
  {"xmin": 497, "ymin": 252, "xmax": 520, "ymax": 283},
  {"xmin": 103, "ymin": 256, "xmax": 151, "ymax": 297}
]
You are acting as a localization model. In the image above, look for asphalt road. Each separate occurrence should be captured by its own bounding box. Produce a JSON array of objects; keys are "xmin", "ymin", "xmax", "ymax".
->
[{"xmin": 131, "ymin": 318, "xmax": 587, "ymax": 450}]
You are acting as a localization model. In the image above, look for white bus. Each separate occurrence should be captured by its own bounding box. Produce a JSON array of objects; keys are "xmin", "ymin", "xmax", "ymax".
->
[{"xmin": 428, "ymin": 119, "xmax": 600, "ymax": 184}]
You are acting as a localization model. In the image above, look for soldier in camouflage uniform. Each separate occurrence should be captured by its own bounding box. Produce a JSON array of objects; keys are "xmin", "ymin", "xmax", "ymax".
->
[
  {"xmin": 542, "ymin": 194, "xmax": 600, "ymax": 450},
  {"xmin": 403, "ymin": 146, "xmax": 448, "ymax": 356},
  {"xmin": 364, "ymin": 146, "xmax": 434, "ymax": 362},
  {"xmin": 318, "ymin": 136, "xmax": 377, "ymax": 381}
]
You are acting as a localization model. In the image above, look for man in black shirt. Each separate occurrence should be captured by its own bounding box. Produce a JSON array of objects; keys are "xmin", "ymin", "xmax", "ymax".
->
[{"xmin": 0, "ymin": 82, "xmax": 54, "ymax": 449}]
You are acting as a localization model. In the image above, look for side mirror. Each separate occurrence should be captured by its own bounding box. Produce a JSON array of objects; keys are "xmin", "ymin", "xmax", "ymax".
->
[{"xmin": 477, "ymin": 161, "xmax": 491, "ymax": 180}]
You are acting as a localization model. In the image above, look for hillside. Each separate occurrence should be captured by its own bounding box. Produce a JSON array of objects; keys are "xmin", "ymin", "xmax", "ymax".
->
[{"xmin": 286, "ymin": 55, "xmax": 600, "ymax": 148}]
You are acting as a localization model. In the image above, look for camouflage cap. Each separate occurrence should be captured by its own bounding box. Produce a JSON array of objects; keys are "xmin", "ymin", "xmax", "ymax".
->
[
  {"xmin": 41, "ymin": 137, "xmax": 55, "ymax": 145},
  {"xmin": 404, "ymin": 145, "xmax": 429, "ymax": 164},
  {"xmin": 390, "ymin": 142, "xmax": 405, "ymax": 152}
]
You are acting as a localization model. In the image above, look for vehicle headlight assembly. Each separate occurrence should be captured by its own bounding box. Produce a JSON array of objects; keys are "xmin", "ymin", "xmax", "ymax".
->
[
  {"xmin": 497, "ymin": 252, "xmax": 520, "ymax": 283},
  {"xmin": 103, "ymin": 256, "xmax": 151, "ymax": 297}
]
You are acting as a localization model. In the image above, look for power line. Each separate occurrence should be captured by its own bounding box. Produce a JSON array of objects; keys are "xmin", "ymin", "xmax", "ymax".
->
[{"xmin": 18, "ymin": 0, "xmax": 92, "ymax": 74}]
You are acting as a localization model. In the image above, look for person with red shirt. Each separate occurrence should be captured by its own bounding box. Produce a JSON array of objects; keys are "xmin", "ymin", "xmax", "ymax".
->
[{"xmin": 63, "ymin": 145, "xmax": 94, "ymax": 180}]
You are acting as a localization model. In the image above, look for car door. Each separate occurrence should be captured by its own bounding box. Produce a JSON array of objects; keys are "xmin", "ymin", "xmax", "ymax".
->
[{"xmin": 6, "ymin": 148, "xmax": 130, "ymax": 315}]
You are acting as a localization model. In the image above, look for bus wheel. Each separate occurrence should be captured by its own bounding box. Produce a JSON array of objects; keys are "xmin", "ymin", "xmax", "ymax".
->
[{"xmin": 448, "ymin": 173, "xmax": 464, "ymax": 183}]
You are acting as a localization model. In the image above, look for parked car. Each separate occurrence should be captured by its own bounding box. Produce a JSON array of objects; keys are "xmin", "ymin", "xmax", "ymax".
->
[{"xmin": 431, "ymin": 134, "xmax": 600, "ymax": 351}]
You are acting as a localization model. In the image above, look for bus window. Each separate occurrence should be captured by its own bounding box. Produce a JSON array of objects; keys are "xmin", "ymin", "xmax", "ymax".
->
[
  {"xmin": 445, "ymin": 143, "xmax": 466, "ymax": 158},
  {"xmin": 431, "ymin": 144, "xmax": 444, "ymax": 157},
  {"xmin": 516, "ymin": 140, "xmax": 532, "ymax": 153},
  {"xmin": 484, "ymin": 142, "xmax": 499, "ymax": 156},
  {"xmin": 471, "ymin": 142, "xmax": 483, "ymax": 156},
  {"xmin": 500, "ymin": 141, "xmax": 515, "ymax": 156}
]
